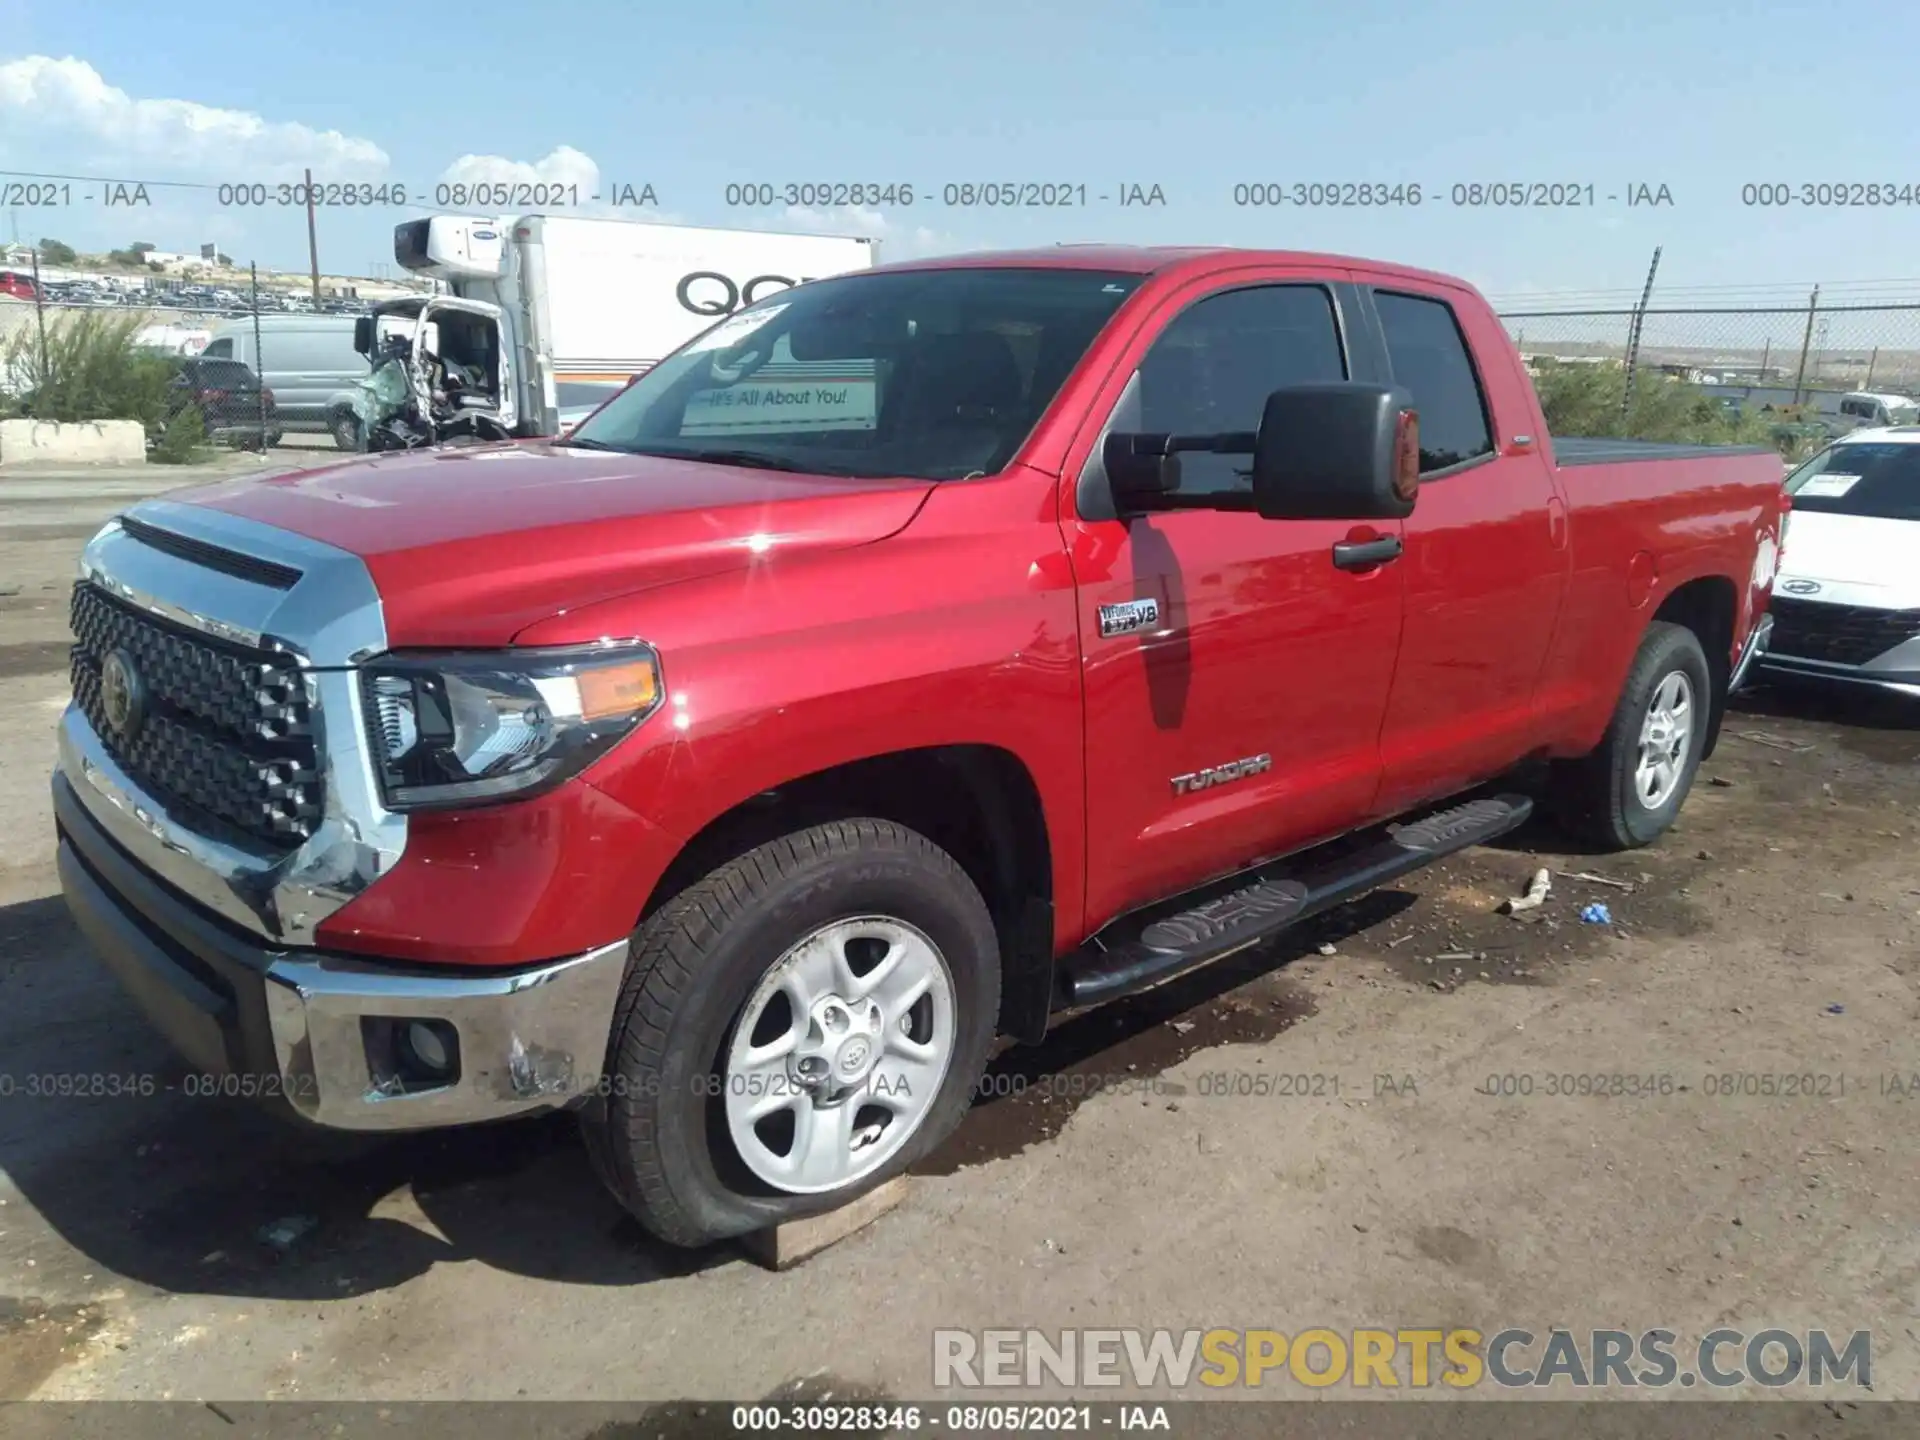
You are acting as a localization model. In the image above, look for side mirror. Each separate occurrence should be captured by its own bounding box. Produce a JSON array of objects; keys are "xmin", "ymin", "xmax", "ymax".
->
[
  {"xmin": 1251, "ymin": 383, "xmax": 1421, "ymax": 521},
  {"xmin": 1103, "ymin": 432, "xmax": 1182, "ymax": 509},
  {"xmin": 353, "ymin": 316, "xmax": 374, "ymax": 356}
]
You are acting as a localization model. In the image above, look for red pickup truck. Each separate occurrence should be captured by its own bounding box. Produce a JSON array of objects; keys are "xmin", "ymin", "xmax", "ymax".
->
[{"xmin": 55, "ymin": 246, "xmax": 1784, "ymax": 1247}]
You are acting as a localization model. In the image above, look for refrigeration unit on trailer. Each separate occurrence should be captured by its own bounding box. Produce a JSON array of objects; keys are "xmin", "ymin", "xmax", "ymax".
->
[{"xmin": 389, "ymin": 213, "xmax": 880, "ymax": 439}]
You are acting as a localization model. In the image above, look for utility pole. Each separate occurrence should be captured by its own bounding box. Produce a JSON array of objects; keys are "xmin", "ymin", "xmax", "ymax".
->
[
  {"xmin": 1792, "ymin": 286, "xmax": 1819, "ymax": 407},
  {"xmin": 305, "ymin": 168, "xmax": 322, "ymax": 305},
  {"xmin": 1620, "ymin": 245, "xmax": 1663, "ymax": 418}
]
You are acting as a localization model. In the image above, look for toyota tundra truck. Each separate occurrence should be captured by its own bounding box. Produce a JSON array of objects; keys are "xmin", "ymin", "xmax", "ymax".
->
[{"xmin": 54, "ymin": 246, "xmax": 1785, "ymax": 1247}]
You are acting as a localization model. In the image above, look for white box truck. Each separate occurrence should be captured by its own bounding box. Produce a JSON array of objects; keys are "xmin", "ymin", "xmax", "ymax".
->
[{"xmin": 360, "ymin": 213, "xmax": 879, "ymax": 444}]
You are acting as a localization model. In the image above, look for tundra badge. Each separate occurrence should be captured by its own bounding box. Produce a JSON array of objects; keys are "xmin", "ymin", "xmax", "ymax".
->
[
  {"xmin": 1098, "ymin": 598, "xmax": 1160, "ymax": 638},
  {"xmin": 1171, "ymin": 753, "xmax": 1273, "ymax": 796}
]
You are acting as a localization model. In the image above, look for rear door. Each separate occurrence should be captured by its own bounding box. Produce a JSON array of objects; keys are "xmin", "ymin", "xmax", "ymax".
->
[
  {"xmin": 1065, "ymin": 269, "xmax": 1407, "ymax": 931},
  {"xmin": 1350, "ymin": 281, "xmax": 1569, "ymax": 814}
]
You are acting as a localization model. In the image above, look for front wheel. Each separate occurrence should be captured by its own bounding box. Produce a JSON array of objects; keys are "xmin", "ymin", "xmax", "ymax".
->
[
  {"xmin": 581, "ymin": 819, "xmax": 1001, "ymax": 1248},
  {"xmin": 1546, "ymin": 620, "xmax": 1712, "ymax": 850},
  {"xmin": 329, "ymin": 411, "xmax": 362, "ymax": 451}
]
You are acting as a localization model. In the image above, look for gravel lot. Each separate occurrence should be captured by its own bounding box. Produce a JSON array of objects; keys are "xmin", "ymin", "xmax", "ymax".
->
[{"xmin": 1, "ymin": 464, "xmax": 1917, "ymax": 1426}]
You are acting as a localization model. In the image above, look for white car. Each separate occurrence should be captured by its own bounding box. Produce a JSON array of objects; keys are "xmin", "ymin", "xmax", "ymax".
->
[{"xmin": 1761, "ymin": 425, "xmax": 1920, "ymax": 697}]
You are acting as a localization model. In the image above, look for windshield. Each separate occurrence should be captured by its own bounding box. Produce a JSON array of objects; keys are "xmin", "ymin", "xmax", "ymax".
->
[
  {"xmin": 1785, "ymin": 441, "xmax": 1920, "ymax": 520},
  {"xmin": 566, "ymin": 267, "xmax": 1144, "ymax": 480}
]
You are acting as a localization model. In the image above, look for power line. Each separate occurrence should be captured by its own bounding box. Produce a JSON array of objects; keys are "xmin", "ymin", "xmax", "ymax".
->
[{"xmin": 0, "ymin": 167, "xmax": 218, "ymax": 190}]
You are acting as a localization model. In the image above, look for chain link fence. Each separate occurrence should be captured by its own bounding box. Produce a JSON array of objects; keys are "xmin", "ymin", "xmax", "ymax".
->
[
  {"xmin": 2, "ymin": 247, "xmax": 425, "ymax": 456},
  {"xmin": 1496, "ymin": 299, "xmax": 1920, "ymax": 416}
]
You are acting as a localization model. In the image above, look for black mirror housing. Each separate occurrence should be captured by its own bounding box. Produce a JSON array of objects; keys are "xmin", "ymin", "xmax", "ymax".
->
[
  {"xmin": 1103, "ymin": 432, "xmax": 1182, "ymax": 509},
  {"xmin": 1252, "ymin": 382, "xmax": 1420, "ymax": 521},
  {"xmin": 353, "ymin": 316, "xmax": 374, "ymax": 357}
]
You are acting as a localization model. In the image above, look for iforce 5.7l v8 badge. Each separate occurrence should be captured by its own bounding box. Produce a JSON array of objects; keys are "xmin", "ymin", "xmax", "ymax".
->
[{"xmin": 1098, "ymin": 598, "xmax": 1160, "ymax": 638}]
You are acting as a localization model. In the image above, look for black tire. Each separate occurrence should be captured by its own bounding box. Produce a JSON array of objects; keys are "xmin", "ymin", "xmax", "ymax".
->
[
  {"xmin": 329, "ymin": 411, "xmax": 361, "ymax": 451},
  {"xmin": 1547, "ymin": 620, "xmax": 1713, "ymax": 850},
  {"xmin": 581, "ymin": 818, "xmax": 1001, "ymax": 1248}
]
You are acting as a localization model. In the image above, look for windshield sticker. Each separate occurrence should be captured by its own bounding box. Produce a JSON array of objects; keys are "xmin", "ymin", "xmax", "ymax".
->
[
  {"xmin": 682, "ymin": 379, "xmax": 878, "ymax": 435},
  {"xmin": 1799, "ymin": 473, "xmax": 1861, "ymax": 497},
  {"xmin": 685, "ymin": 304, "xmax": 791, "ymax": 355}
]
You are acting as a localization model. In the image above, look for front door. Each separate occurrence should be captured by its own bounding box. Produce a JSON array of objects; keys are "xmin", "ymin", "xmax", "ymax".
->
[{"xmin": 1064, "ymin": 274, "xmax": 1408, "ymax": 933}]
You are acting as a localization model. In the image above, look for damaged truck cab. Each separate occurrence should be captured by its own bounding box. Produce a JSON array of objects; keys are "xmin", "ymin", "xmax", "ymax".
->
[
  {"xmin": 56, "ymin": 245, "xmax": 1785, "ymax": 1248},
  {"xmin": 349, "ymin": 295, "xmax": 517, "ymax": 448}
]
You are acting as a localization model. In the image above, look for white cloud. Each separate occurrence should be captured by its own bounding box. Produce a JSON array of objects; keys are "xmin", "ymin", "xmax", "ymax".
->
[
  {"xmin": 438, "ymin": 144, "xmax": 599, "ymax": 192},
  {"xmin": 0, "ymin": 55, "xmax": 388, "ymax": 179},
  {"xmin": 435, "ymin": 146, "xmax": 682, "ymax": 222},
  {"xmin": 780, "ymin": 204, "xmax": 967, "ymax": 262}
]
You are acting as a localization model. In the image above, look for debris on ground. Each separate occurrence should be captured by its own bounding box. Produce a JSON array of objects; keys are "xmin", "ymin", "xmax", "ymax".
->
[
  {"xmin": 1317, "ymin": 942, "xmax": 1338, "ymax": 956},
  {"xmin": 1580, "ymin": 903, "xmax": 1612, "ymax": 925},
  {"xmin": 1566, "ymin": 871, "xmax": 1635, "ymax": 891},
  {"xmin": 1503, "ymin": 868, "xmax": 1552, "ymax": 914},
  {"xmin": 1736, "ymin": 731, "xmax": 1816, "ymax": 754},
  {"xmin": 1825, "ymin": 1004, "xmax": 1845, "ymax": 1016}
]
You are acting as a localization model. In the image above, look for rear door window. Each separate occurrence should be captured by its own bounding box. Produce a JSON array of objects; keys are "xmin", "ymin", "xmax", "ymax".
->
[
  {"xmin": 192, "ymin": 359, "xmax": 258, "ymax": 388},
  {"xmin": 1373, "ymin": 291, "xmax": 1495, "ymax": 474},
  {"xmin": 201, "ymin": 339, "xmax": 234, "ymax": 359}
]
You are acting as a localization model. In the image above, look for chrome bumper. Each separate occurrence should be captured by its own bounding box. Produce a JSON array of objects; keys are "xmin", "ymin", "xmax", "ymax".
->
[
  {"xmin": 1728, "ymin": 612, "xmax": 1773, "ymax": 695},
  {"xmin": 55, "ymin": 767, "xmax": 629, "ymax": 1132},
  {"xmin": 262, "ymin": 941, "xmax": 631, "ymax": 1129}
]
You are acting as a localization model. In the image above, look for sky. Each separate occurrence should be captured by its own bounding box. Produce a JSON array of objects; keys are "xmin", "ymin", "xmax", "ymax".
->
[{"xmin": 2, "ymin": 0, "xmax": 1918, "ymax": 307}]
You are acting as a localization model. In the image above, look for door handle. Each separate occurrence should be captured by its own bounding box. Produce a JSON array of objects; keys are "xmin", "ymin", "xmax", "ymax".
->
[{"xmin": 1331, "ymin": 536, "xmax": 1403, "ymax": 571}]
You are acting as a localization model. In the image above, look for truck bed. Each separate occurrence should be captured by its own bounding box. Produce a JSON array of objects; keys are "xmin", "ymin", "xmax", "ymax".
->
[{"xmin": 1552, "ymin": 436, "xmax": 1779, "ymax": 466}]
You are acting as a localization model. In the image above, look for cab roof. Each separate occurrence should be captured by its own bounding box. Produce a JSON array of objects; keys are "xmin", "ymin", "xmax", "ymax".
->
[{"xmin": 866, "ymin": 245, "xmax": 1475, "ymax": 293}]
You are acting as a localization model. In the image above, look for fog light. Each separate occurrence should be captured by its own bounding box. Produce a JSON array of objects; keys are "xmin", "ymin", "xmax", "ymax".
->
[{"xmin": 401, "ymin": 1019, "xmax": 456, "ymax": 1078}]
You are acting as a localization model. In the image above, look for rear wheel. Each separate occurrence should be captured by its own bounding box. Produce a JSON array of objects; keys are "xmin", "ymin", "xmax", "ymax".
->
[
  {"xmin": 1546, "ymin": 620, "xmax": 1712, "ymax": 850},
  {"xmin": 581, "ymin": 819, "xmax": 1000, "ymax": 1248}
]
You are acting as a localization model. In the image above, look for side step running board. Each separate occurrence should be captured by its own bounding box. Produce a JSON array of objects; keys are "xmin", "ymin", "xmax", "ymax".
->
[{"xmin": 1057, "ymin": 794, "xmax": 1533, "ymax": 1010}]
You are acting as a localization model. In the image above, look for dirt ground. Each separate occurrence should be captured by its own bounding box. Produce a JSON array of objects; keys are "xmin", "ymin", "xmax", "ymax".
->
[{"xmin": 1, "ymin": 465, "xmax": 1917, "ymax": 1427}]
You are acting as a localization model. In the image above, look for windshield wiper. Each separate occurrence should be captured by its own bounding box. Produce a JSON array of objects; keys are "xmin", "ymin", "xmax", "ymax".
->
[
  {"xmin": 550, "ymin": 435, "xmax": 628, "ymax": 451},
  {"xmin": 630, "ymin": 446, "xmax": 826, "ymax": 474}
]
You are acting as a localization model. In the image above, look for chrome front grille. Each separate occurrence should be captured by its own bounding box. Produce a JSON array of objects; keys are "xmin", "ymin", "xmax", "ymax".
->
[{"xmin": 69, "ymin": 581, "xmax": 323, "ymax": 849}]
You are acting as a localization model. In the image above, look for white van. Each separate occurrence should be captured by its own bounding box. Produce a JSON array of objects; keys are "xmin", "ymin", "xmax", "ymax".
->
[
  {"xmin": 202, "ymin": 314, "xmax": 372, "ymax": 446},
  {"xmin": 1836, "ymin": 391, "xmax": 1919, "ymax": 433}
]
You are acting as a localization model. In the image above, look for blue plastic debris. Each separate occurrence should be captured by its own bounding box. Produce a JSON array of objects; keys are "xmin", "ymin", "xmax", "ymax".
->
[
  {"xmin": 1825, "ymin": 1003, "xmax": 1845, "ymax": 1016},
  {"xmin": 1579, "ymin": 903, "xmax": 1612, "ymax": 925}
]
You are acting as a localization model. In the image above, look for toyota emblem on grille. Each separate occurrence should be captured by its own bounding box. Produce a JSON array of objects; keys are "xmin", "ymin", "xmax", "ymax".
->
[
  {"xmin": 1780, "ymin": 579, "xmax": 1821, "ymax": 595},
  {"xmin": 99, "ymin": 648, "xmax": 148, "ymax": 740}
]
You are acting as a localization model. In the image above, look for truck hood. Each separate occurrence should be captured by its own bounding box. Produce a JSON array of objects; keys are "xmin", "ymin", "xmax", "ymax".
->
[
  {"xmin": 173, "ymin": 443, "xmax": 936, "ymax": 646},
  {"xmin": 1777, "ymin": 510, "xmax": 1920, "ymax": 609}
]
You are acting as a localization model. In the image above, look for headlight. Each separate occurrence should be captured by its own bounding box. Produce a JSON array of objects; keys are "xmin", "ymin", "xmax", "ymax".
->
[{"xmin": 360, "ymin": 642, "xmax": 663, "ymax": 810}]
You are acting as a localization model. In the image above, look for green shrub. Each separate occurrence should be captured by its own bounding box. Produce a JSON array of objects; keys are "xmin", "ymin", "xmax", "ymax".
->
[
  {"xmin": 2, "ymin": 309, "xmax": 219, "ymax": 462},
  {"xmin": 150, "ymin": 405, "xmax": 206, "ymax": 464},
  {"xmin": 3, "ymin": 309, "xmax": 172, "ymax": 422},
  {"xmin": 1528, "ymin": 359, "xmax": 1787, "ymax": 453}
]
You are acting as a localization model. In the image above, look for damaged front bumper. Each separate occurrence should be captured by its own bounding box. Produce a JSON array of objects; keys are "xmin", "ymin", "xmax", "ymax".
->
[{"xmin": 55, "ymin": 770, "xmax": 628, "ymax": 1131}]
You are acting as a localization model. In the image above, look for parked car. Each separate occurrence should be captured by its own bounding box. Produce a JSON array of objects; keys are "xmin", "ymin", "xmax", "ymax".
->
[
  {"xmin": 1833, "ymin": 391, "xmax": 1919, "ymax": 434},
  {"xmin": 162, "ymin": 355, "xmax": 282, "ymax": 448},
  {"xmin": 1760, "ymin": 426, "xmax": 1920, "ymax": 696},
  {"xmin": 55, "ymin": 245, "xmax": 1785, "ymax": 1248},
  {"xmin": 0, "ymin": 269, "xmax": 41, "ymax": 301},
  {"xmin": 201, "ymin": 313, "xmax": 371, "ymax": 446}
]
